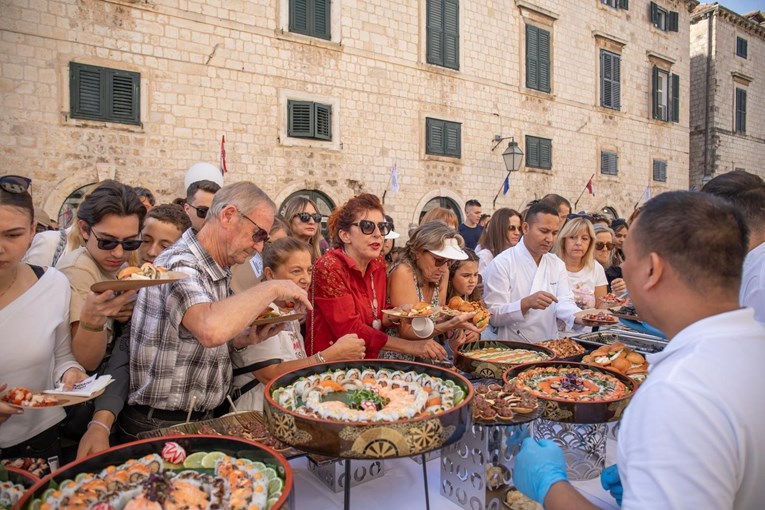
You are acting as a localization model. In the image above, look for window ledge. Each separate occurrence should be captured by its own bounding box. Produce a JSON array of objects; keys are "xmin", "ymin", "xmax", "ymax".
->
[
  {"xmin": 524, "ymin": 167, "xmax": 552, "ymax": 174},
  {"xmin": 424, "ymin": 154, "xmax": 462, "ymax": 163},
  {"xmin": 731, "ymin": 71, "xmax": 753, "ymax": 85},
  {"xmin": 280, "ymin": 137, "xmax": 341, "ymax": 151},
  {"xmin": 62, "ymin": 114, "xmax": 144, "ymax": 132},
  {"xmin": 515, "ymin": 0, "xmax": 560, "ymax": 21},
  {"xmin": 593, "ymin": 30, "xmax": 628, "ymax": 47},
  {"xmin": 646, "ymin": 50, "xmax": 675, "ymax": 65},
  {"xmin": 523, "ymin": 88, "xmax": 555, "ymax": 100},
  {"xmin": 274, "ymin": 30, "xmax": 342, "ymax": 52}
]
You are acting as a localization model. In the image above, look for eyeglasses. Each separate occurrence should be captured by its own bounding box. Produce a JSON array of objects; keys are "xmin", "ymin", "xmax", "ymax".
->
[
  {"xmin": 595, "ymin": 241, "xmax": 615, "ymax": 251},
  {"xmin": 567, "ymin": 213, "xmax": 594, "ymax": 221},
  {"xmin": 507, "ymin": 225, "xmax": 521, "ymax": 232},
  {"xmin": 236, "ymin": 208, "xmax": 270, "ymax": 244},
  {"xmin": 294, "ymin": 212, "xmax": 323, "ymax": 224},
  {"xmin": 350, "ymin": 220, "xmax": 392, "ymax": 236},
  {"xmin": 0, "ymin": 175, "xmax": 32, "ymax": 194},
  {"xmin": 187, "ymin": 204, "xmax": 209, "ymax": 219},
  {"xmin": 90, "ymin": 230, "xmax": 144, "ymax": 251},
  {"xmin": 430, "ymin": 253, "xmax": 450, "ymax": 267}
]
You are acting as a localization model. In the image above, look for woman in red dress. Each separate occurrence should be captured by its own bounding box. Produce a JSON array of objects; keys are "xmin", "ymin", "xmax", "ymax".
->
[{"xmin": 306, "ymin": 193, "xmax": 447, "ymax": 360}]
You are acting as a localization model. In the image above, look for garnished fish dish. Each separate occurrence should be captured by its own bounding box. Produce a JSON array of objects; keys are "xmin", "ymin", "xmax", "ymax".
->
[
  {"xmin": 271, "ymin": 367, "xmax": 466, "ymax": 423},
  {"xmin": 513, "ymin": 366, "xmax": 630, "ymax": 403}
]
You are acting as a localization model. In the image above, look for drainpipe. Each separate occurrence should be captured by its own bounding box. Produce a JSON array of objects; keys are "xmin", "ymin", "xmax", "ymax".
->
[{"xmin": 702, "ymin": 10, "xmax": 714, "ymax": 181}]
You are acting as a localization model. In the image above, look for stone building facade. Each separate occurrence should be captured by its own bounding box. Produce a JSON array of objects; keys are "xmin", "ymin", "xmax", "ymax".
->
[
  {"xmin": 1, "ymin": 0, "xmax": 694, "ymax": 230},
  {"xmin": 690, "ymin": 4, "xmax": 765, "ymax": 190}
]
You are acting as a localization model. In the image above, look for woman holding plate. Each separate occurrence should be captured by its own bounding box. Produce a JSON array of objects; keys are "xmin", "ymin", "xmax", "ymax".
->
[
  {"xmin": 0, "ymin": 175, "xmax": 90, "ymax": 461},
  {"xmin": 307, "ymin": 193, "xmax": 447, "ymax": 360}
]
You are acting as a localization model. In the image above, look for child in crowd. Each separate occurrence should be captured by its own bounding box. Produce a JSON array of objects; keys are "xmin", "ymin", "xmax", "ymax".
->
[{"xmin": 446, "ymin": 249, "xmax": 482, "ymax": 345}]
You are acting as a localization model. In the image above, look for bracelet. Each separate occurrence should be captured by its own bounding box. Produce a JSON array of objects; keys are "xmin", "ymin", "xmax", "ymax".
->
[
  {"xmin": 315, "ymin": 351, "xmax": 326, "ymax": 364},
  {"xmin": 87, "ymin": 419, "xmax": 111, "ymax": 434},
  {"xmin": 79, "ymin": 320, "xmax": 105, "ymax": 333}
]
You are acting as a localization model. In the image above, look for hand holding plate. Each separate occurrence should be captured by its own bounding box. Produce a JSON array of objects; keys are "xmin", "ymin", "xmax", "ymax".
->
[
  {"xmin": 60, "ymin": 367, "xmax": 89, "ymax": 392},
  {"xmin": 0, "ymin": 384, "xmax": 23, "ymax": 426}
]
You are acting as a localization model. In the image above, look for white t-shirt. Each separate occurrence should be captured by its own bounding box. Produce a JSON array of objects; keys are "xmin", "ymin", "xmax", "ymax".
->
[
  {"xmin": 618, "ymin": 308, "xmax": 765, "ymax": 510},
  {"xmin": 0, "ymin": 268, "xmax": 83, "ymax": 447},
  {"xmin": 231, "ymin": 310, "xmax": 305, "ymax": 412},
  {"xmin": 566, "ymin": 262, "xmax": 608, "ymax": 310},
  {"xmin": 476, "ymin": 248, "xmax": 494, "ymax": 275},
  {"xmin": 741, "ymin": 242, "xmax": 765, "ymax": 327}
]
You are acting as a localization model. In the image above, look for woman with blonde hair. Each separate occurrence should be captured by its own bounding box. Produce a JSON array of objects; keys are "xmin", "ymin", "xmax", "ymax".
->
[
  {"xmin": 283, "ymin": 196, "xmax": 323, "ymax": 260},
  {"xmin": 553, "ymin": 217, "xmax": 608, "ymax": 311},
  {"xmin": 420, "ymin": 207, "xmax": 458, "ymax": 230}
]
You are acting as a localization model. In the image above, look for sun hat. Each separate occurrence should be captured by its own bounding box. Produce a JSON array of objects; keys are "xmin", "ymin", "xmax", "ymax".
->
[
  {"xmin": 384, "ymin": 230, "xmax": 400, "ymax": 240},
  {"xmin": 428, "ymin": 237, "xmax": 468, "ymax": 260},
  {"xmin": 184, "ymin": 162, "xmax": 224, "ymax": 191}
]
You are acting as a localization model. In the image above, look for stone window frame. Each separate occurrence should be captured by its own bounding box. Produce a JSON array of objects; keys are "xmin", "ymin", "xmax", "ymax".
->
[
  {"xmin": 594, "ymin": 32, "xmax": 626, "ymax": 112},
  {"xmin": 278, "ymin": 89, "xmax": 341, "ymax": 150},
  {"xmin": 277, "ymin": 0, "xmax": 342, "ymax": 49},
  {"xmin": 518, "ymin": 1, "xmax": 559, "ymax": 96}
]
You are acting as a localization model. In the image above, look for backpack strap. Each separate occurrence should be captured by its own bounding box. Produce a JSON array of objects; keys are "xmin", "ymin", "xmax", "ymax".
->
[
  {"xmin": 231, "ymin": 358, "xmax": 282, "ymax": 377},
  {"xmin": 51, "ymin": 230, "xmax": 67, "ymax": 267}
]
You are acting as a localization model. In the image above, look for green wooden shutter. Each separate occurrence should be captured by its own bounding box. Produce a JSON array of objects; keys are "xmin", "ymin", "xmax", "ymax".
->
[
  {"xmin": 611, "ymin": 54, "xmax": 621, "ymax": 109},
  {"xmin": 108, "ymin": 70, "xmax": 140, "ymax": 125},
  {"xmin": 619, "ymin": 0, "xmax": 629, "ymax": 9},
  {"xmin": 526, "ymin": 25, "xmax": 539, "ymax": 90},
  {"xmin": 444, "ymin": 122, "xmax": 461, "ymax": 157},
  {"xmin": 601, "ymin": 51, "xmax": 619, "ymax": 109},
  {"xmin": 288, "ymin": 100, "xmax": 313, "ymax": 138},
  {"xmin": 653, "ymin": 160, "xmax": 667, "ymax": 181},
  {"xmin": 290, "ymin": 0, "xmax": 309, "ymax": 34},
  {"xmin": 737, "ymin": 37, "xmax": 748, "ymax": 58},
  {"xmin": 736, "ymin": 89, "xmax": 747, "ymax": 134},
  {"xmin": 313, "ymin": 0, "xmax": 330, "ymax": 40},
  {"xmin": 670, "ymin": 73, "xmax": 680, "ymax": 123},
  {"xmin": 427, "ymin": 0, "xmax": 444, "ymax": 66},
  {"xmin": 526, "ymin": 136, "xmax": 539, "ymax": 168},
  {"xmin": 443, "ymin": 0, "xmax": 459, "ymax": 70},
  {"xmin": 652, "ymin": 66, "xmax": 660, "ymax": 119},
  {"xmin": 539, "ymin": 139, "xmax": 552, "ymax": 169},
  {"xmin": 650, "ymin": 2, "xmax": 658, "ymax": 26},
  {"xmin": 668, "ymin": 11, "xmax": 678, "ymax": 32},
  {"xmin": 71, "ymin": 64, "xmax": 104, "ymax": 119},
  {"xmin": 426, "ymin": 118, "xmax": 445, "ymax": 155},
  {"xmin": 314, "ymin": 103, "xmax": 331, "ymax": 140},
  {"xmin": 539, "ymin": 28, "xmax": 550, "ymax": 92},
  {"xmin": 600, "ymin": 51, "xmax": 610, "ymax": 107},
  {"xmin": 601, "ymin": 151, "xmax": 618, "ymax": 175}
]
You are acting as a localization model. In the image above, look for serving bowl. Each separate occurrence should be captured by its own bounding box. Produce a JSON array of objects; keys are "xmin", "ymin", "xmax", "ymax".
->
[
  {"xmin": 503, "ymin": 361, "xmax": 637, "ymax": 424},
  {"xmin": 453, "ymin": 340, "xmax": 556, "ymax": 379},
  {"xmin": 263, "ymin": 360, "xmax": 473, "ymax": 459},
  {"xmin": 18, "ymin": 435, "xmax": 293, "ymax": 509}
]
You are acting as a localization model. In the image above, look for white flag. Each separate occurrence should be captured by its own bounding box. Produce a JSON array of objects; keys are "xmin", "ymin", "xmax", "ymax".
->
[
  {"xmin": 643, "ymin": 184, "xmax": 651, "ymax": 203},
  {"xmin": 391, "ymin": 161, "xmax": 400, "ymax": 194}
]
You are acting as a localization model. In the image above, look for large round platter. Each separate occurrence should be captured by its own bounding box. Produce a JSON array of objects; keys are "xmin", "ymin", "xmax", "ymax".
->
[
  {"xmin": 263, "ymin": 360, "xmax": 473, "ymax": 459},
  {"xmin": 454, "ymin": 340, "xmax": 556, "ymax": 379},
  {"xmin": 18, "ymin": 435, "xmax": 293, "ymax": 510},
  {"xmin": 503, "ymin": 361, "xmax": 637, "ymax": 424}
]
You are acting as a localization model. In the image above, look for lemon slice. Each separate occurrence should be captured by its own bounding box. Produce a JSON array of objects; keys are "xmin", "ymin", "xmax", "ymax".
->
[
  {"xmin": 263, "ymin": 467, "xmax": 278, "ymax": 481},
  {"xmin": 201, "ymin": 451, "xmax": 227, "ymax": 469},
  {"xmin": 267, "ymin": 477, "xmax": 284, "ymax": 496},
  {"xmin": 267, "ymin": 496, "xmax": 281, "ymax": 510},
  {"xmin": 183, "ymin": 451, "xmax": 207, "ymax": 469}
]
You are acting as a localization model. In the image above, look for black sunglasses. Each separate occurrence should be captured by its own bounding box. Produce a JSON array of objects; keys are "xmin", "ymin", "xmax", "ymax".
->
[
  {"xmin": 351, "ymin": 220, "xmax": 392, "ymax": 236},
  {"xmin": 507, "ymin": 225, "xmax": 521, "ymax": 232},
  {"xmin": 188, "ymin": 203, "xmax": 209, "ymax": 219},
  {"xmin": 294, "ymin": 212, "xmax": 323, "ymax": 224},
  {"xmin": 567, "ymin": 213, "xmax": 594, "ymax": 221},
  {"xmin": 236, "ymin": 208, "xmax": 270, "ymax": 243},
  {"xmin": 0, "ymin": 175, "xmax": 32, "ymax": 194},
  {"xmin": 90, "ymin": 229, "xmax": 144, "ymax": 251},
  {"xmin": 595, "ymin": 241, "xmax": 615, "ymax": 251}
]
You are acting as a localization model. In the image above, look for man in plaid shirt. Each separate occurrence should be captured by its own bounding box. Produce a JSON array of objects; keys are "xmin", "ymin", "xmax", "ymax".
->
[{"xmin": 122, "ymin": 182, "xmax": 311, "ymax": 437}]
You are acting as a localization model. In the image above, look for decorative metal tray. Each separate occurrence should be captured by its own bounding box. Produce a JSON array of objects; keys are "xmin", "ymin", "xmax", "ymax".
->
[{"xmin": 574, "ymin": 329, "xmax": 668, "ymax": 355}]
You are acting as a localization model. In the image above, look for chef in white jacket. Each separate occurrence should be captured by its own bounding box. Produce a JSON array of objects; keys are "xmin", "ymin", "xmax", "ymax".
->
[{"xmin": 483, "ymin": 202, "xmax": 582, "ymax": 343}]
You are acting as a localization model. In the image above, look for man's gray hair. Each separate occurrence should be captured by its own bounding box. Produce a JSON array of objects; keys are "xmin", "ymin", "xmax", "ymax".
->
[{"xmin": 208, "ymin": 181, "xmax": 276, "ymax": 219}]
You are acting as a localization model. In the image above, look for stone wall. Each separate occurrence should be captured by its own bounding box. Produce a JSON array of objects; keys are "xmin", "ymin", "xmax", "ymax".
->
[{"xmin": 1, "ymin": 0, "xmax": 692, "ymax": 228}]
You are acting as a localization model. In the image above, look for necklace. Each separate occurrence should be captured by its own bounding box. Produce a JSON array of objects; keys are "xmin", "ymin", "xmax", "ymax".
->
[
  {"xmin": 370, "ymin": 274, "xmax": 382, "ymax": 330},
  {"xmin": 0, "ymin": 266, "xmax": 19, "ymax": 299}
]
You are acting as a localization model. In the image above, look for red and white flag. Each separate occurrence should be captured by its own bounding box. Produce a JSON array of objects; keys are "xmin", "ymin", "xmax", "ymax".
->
[
  {"xmin": 220, "ymin": 135, "xmax": 228, "ymax": 175},
  {"xmin": 586, "ymin": 177, "xmax": 595, "ymax": 196}
]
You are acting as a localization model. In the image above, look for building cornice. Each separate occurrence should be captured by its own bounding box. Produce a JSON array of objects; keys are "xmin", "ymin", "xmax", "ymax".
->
[
  {"xmin": 592, "ymin": 30, "xmax": 628, "ymax": 47},
  {"xmin": 691, "ymin": 4, "xmax": 765, "ymax": 39}
]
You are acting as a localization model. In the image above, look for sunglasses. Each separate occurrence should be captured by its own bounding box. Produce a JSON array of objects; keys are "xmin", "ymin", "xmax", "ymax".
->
[
  {"xmin": 187, "ymin": 203, "xmax": 209, "ymax": 219},
  {"xmin": 430, "ymin": 253, "xmax": 450, "ymax": 267},
  {"xmin": 595, "ymin": 241, "xmax": 615, "ymax": 251},
  {"xmin": 507, "ymin": 225, "xmax": 521, "ymax": 232},
  {"xmin": 294, "ymin": 212, "xmax": 323, "ymax": 224},
  {"xmin": 567, "ymin": 213, "xmax": 594, "ymax": 221},
  {"xmin": 90, "ymin": 229, "xmax": 144, "ymax": 251},
  {"xmin": 0, "ymin": 175, "xmax": 32, "ymax": 194},
  {"xmin": 351, "ymin": 220, "xmax": 392, "ymax": 236},
  {"xmin": 237, "ymin": 208, "xmax": 270, "ymax": 243}
]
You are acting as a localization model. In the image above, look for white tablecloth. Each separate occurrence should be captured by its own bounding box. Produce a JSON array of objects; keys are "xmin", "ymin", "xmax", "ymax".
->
[{"xmin": 289, "ymin": 440, "xmax": 620, "ymax": 510}]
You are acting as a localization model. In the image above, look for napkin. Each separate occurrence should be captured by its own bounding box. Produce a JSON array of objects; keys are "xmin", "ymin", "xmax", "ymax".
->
[{"xmin": 43, "ymin": 374, "xmax": 113, "ymax": 397}]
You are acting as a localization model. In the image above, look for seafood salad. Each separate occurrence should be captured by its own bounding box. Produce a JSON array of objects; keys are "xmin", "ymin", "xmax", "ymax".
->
[
  {"xmin": 29, "ymin": 449, "xmax": 286, "ymax": 510},
  {"xmin": 514, "ymin": 366, "xmax": 631, "ymax": 403},
  {"xmin": 271, "ymin": 368, "xmax": 467, "ymax": 423}
]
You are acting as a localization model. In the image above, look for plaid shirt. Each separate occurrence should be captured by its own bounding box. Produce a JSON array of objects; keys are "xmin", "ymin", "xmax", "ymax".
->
[{"xmin": 128, "ymin": 229, "xmax": 232, "ymax": 412}]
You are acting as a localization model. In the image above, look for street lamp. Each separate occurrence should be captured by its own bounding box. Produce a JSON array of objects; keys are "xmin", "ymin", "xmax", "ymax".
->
[{"xmin": 492, "ymin": 135, "xmax": 524, "ymax": 207}]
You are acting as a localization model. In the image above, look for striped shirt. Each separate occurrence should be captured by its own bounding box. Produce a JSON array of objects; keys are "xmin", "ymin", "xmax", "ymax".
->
[{"xmin": 128, "ymin": 229, "xmax": 232, "ymax": 412}]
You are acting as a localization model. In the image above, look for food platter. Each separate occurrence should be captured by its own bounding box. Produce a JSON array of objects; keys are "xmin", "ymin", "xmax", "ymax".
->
[
  {"xmin": 381, "ymin": 304, "xmax": 437, "ymax": 319},
  {"xmin": 263, "ymin": 360, "xmax": 473, "ymax": 459},
  {"xmin": 90, "ymin": 271, "xmax": 188, "ymax": 293},
  {"xmin": 251, "ymin": 312, "xmax": 305, "ymax": 327},
  {"xmin": 453, "ymin": 340, "xmax": 556, "ymax": 379},
  {"xmin": 1, "ymin": 466, "xmax": 39, "ymax": 509},
  {"xmin": 17, "ymin": 435, "xmax": 294, "ymax": 510},
  {"xmin": 537, "ymin": 338, "xmax": 586, "ymax": 361},
  {"xmin": 1, "ymin": 386, "xmax": 109, "ymax": 409},
  {"xmin": 575, "ymin": 309, "xmax": 618, "ymax": 326},
  {"xmin": 471, "ymin": 381, "xmax": 543, "ymax": 426},
  {"xmin": 503, "ymin": 361, "xmax": 637, "ymax": 424}
]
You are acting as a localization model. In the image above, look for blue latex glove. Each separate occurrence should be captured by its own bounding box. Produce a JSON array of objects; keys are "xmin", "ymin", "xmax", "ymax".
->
[
  {"xmin": 600, "ymin": 464, "xmax": 624, "ymax": 506},
  {"xmin": 512, "ymin": 438, "xmax": 568, "ymax": 504},
  {"xmin": 618, "ymin": 318, "xmax": 666, "ymax": 339}
]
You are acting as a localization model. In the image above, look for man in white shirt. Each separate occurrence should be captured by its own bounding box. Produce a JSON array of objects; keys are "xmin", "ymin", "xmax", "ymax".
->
[
  {"xmin": 702, "ymin": 170, "xmax": 765, "ymax": 327},
  {"xmin": 483, "ymin": 202, "xmax": 581, "ymax": 343},
  {"xmin": 511, "ymin": 191, "xmax": 765, "ymax": 510}
]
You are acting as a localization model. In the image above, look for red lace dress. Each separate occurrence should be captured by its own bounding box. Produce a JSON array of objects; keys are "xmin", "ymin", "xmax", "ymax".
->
[{"xmin": 306, "ymin": 248, "xmax": 389, "ymax": 358}]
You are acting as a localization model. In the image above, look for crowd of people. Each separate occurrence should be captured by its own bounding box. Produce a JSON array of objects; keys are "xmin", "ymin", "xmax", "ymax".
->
[{"xmin": 0, "ymin": 168, "xmax": 764, "ymax": 509}]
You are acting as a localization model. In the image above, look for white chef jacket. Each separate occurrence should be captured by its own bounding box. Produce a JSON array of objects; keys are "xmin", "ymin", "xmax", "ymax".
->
[
  {"xmin": 618, "ymin": 308, "xmax": 765, "ymax": 510},
  {"xmin": 741, "ymin": 242, "xmax": 765, "ymax": 327},
  {"xmin": 482, "ymin": 239, "xmax": 580, "ymax": 343}
]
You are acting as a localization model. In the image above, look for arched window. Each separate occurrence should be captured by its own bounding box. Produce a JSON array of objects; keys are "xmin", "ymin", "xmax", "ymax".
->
[
  {"xmin": 58, "ymin": 183, "xmax": 97, "ymax": 229},
  {"xmin": 279, "ymin": 189, "xmax": 336, "ymax": 238},
  {"xmin": 418, "ymin": 196, "xmax": 462, "ymax": 224}
]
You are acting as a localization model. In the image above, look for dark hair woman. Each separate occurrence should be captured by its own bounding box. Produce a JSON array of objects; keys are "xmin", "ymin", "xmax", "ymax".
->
[{"xmin": 476, "ymin": 208, "xmax": 523, "ymax": 273}]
